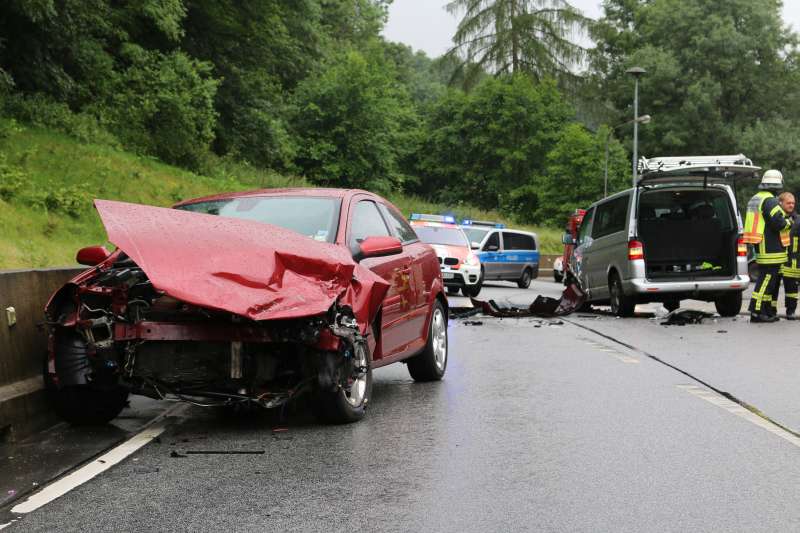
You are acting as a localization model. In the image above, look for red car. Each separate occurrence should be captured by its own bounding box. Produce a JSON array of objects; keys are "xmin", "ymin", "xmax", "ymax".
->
[{"xmin": 44, "ymin": 189, "xmax": 447, "ymax": 424}]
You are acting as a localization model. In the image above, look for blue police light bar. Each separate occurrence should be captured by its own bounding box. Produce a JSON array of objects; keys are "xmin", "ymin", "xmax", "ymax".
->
[
  {"xmin": 409, "ymin": 213, "xmax": 456, "ymax": 224},
  {"xmin": 461, "ymin": 219, "xmax": 505, "ymax": 228}
]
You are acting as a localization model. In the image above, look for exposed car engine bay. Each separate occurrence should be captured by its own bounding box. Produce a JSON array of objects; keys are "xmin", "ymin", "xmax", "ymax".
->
[{"xmin": 46, "ymin": 253, "xmax": 370, "ymax": 419}]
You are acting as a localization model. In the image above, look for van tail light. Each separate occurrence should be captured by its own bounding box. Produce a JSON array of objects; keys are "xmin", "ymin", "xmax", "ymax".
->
[
  {"xmin": 737, "ymin": 236, "xmax": 747, "ymax": 257},
  {"xmin": 628, "ymin": 240, "xmax": 644, "ymax": 261}
]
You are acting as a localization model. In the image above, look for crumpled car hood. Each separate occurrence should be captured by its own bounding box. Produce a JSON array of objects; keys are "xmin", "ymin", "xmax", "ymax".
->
[{"xmin": 93, "ymin": 199, "xmax": 390, "ymax": 329}]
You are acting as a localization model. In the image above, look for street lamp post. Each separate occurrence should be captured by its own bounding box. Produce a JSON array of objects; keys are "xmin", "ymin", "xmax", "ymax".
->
[
  {"xmin": 604, "ymin": 114, "xmax": 651, "ymax": 197},
  {"xmin": 626, "ymin": 66, "xmax": 646, "ymax": 188}
]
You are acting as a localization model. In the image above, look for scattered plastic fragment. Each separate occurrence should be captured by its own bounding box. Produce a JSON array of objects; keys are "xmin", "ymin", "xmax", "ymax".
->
[
  {"xmin": 717, "ymin": 330, "xmax": 728, "ymax": 333},
  {"xmin": 661, "ymin": 309, "xmax": 713, "ymax": 326},
  {"xmin": 469, "ymin": 273, "xmax": 586, "ymax": 319},
  {"xmin": 7, "ymin": 489, "xmax": 16, "ymax": 496},
  {"xmin": 170, "ymin": 451, "xmax": 187, "ymax": 458},
  {"xmin": 463, "ymin": 320, "xmax": 483, "ymax": 326}
]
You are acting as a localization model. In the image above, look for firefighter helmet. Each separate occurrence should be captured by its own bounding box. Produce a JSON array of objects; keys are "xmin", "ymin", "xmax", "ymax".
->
[{"xmin": 760, "ymin": 169, "xmax": 784, "ymax": 189}]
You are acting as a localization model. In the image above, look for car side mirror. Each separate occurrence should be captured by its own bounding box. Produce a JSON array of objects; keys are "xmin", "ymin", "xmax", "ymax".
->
[
  {"xmin": 354, "ymin": 236, "xmax": 403, "ymax": 262},
  {"xmin": 562, "ymin": 233, "xmax": 575, "ymax": 245},
  {"xmin": 76, "ymin": 245, "xmax": 111, "ymax": 266},
  {"xmin": 484, "ymin": 244, "xmax": 499, "ymax": 252}
]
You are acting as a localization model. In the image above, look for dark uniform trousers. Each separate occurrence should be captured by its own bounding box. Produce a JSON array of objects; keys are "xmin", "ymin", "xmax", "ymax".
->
[{"xmin": 750, "ymin": 264, "xmax": 782, "ymax": 317}]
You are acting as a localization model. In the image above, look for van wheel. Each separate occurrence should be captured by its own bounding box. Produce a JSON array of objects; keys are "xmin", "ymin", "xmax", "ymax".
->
[
  {"xmin": 715, "ymin": 292, "xmax": 743, "ymax": 317},
  {"xmin": 609, "ymin": 274, "xmax": 636, "ymax": 317},
  {"xmin": 517, "ymin": 268, "xmax": 532, "ymax": 289}
]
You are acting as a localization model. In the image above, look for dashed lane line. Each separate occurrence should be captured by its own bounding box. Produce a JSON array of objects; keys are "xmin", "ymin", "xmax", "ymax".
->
[
  {"xmin": 678, "ymin": 384, "xmax": 800, "ymax": 448},
  {"xmin": 579, "ymin": 337, "xmax": 640, "ymax": 364}
]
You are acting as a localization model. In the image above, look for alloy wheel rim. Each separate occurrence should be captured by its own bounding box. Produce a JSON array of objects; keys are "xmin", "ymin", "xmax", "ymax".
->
[
  {"xmin": 432, "ymin": 308, "xmax": 447, "ymax": 371},
  {"xmin": 345, "ymin": 342, "xmax": 368, "ymax": 407}
]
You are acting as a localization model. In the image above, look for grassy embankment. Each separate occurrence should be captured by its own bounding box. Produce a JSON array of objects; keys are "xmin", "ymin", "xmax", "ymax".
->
[{"xmin": 0, "ymin": 125, "xmax": 560, "ymax": 269}]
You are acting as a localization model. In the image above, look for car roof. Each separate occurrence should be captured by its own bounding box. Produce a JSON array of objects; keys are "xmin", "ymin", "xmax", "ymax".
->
[
  {"xmin": 410, "ymin": 220, "xmax": 460, "ymax": 229},
  {"xmin": 173, "ymin": 187, "xmax": 379, "ymax": 207}
]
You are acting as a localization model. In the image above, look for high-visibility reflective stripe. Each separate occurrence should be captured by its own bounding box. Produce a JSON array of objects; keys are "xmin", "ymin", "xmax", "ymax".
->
[
  {"xmin": 753, "ymin": 274, "xmax": 773, "ymax": 311},
  {"xmin": 786, "ymin": 293, "xmax": 799, "ymax": 299},
  {"xmin": 770, "ymin": 205, "xmax": 784, "ymax": 217}
]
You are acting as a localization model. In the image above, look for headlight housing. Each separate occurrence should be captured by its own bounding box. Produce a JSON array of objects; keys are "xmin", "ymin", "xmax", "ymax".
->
[{"xmin": 465, "ymin": 253, "xmax": 480, "ymax": 266}]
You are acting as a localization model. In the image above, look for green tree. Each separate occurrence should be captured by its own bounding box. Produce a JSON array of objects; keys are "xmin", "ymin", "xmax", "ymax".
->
[
  {"xmin": 417, "ymin": 75, "xmax": 573, "ymax": 212},
  {"xmin": 446, "ymin": 0, "xmax": 590, "ymax": 88},
  {"xmin": 290, "ymin": 47, "xmax": 418, "ymax": 193},
  {"xmin": 530, "ymin": 123, "xmax": 628, "ymax": 223},
  {"xmin": 589, "ymin": 0, "xmax": 800, "ymax": 159}
]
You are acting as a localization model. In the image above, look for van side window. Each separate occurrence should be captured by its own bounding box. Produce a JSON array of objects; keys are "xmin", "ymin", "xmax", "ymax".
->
[
  {"xmin": 592, "ymin": 195, "xmax": 629, "ymax": 239},
  {"xmin": 483, "ymin": 232, "xmax": 500, "ymax": 251},
  {"xmin": 502, "ymin": 232, "xmax": 536, "ymax": 250},
  {"xmin": 578, "ymin": 208, "xmax": 594, "ymax": 243}
]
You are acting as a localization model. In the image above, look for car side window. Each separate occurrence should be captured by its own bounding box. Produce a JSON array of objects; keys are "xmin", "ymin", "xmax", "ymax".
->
[
  {"xmin": 349, "ymin": 200, "xmax": 391, "ymax": 247},
  {"xmin": 592, "ymin": 195, "xmax": 629, "ymax": 239},
  {"xmin": 378, "ymin": 203, "xmax": 418, "ymax": 243},
  {"xmin": 483, "ymin": 232, "xmax": 500, "ymax": 251}
]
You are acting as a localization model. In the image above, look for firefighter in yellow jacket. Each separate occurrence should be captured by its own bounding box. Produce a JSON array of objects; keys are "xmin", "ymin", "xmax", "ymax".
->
[
  {"xmin": 744, "ymin": 170, "xmax": 791, "ymax": 322},
  {"xmin": 779, "ymin": 192, "xmax": 800, "ymax": 319}
]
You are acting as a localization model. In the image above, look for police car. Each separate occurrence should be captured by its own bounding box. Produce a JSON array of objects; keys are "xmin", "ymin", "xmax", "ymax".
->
[
  {"xmin": 409, "ymin": 214, "xmax": 483, "ymax": 297},
  {"xmin": 461, "ymin": 220, "xmax": 540, "ymax": 288}
]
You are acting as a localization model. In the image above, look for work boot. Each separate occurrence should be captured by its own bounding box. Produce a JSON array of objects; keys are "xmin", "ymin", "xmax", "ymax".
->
[
  {"xmin": 787, "ymin": 309, "xmax": 797, "ymax": 320},
  {"xmin": 751, "ymin": 313, "xmax": 779, "ymax": 323}
]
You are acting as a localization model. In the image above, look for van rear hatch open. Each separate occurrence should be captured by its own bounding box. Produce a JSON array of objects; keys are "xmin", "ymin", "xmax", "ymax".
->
[
  {"xmin": 635, "ymin": 155, "xmax": 760, "ymax": 281},
  {"xmin": 637, "ymin": 187, "xmax": 738, "ymax": 279}
]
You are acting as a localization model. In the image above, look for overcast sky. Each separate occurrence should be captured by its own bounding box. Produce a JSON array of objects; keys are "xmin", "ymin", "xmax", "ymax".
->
[{"xmin": 383, "ymin": 0, "xmax": 800, "ymax": 59}]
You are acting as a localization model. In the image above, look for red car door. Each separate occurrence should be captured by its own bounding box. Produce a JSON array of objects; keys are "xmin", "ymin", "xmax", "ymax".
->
[{"xmin": 346, "ymin": 197, "xmax": 416, "ymax": 359}]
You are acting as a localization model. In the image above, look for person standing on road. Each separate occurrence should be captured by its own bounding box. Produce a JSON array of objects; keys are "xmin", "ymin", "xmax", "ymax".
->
[
  {"xmin": 779, "ymin": 192, "xmax": 800, "ymax": 319},
  {"xmin": 744, "ymin": 170, "xmax": 791, "ymax": 322}
]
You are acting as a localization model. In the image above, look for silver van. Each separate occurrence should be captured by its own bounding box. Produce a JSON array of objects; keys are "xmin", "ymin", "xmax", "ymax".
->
[
  {"xmin": 566, "ymin": 155, "xmax": 755, "ymax": 317},
  {"xmin": 462, "ymin": 222, "xmax": 540, "ymax": 288}
]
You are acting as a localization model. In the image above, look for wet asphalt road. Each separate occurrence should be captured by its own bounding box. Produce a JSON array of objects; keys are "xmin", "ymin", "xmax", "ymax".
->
[{"xmin": 8, "ymin": 277, "xmax": 800, "ymax": 531}]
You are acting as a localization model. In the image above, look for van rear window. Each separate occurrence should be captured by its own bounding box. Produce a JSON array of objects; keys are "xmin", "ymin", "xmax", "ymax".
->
[{"xmin": 638, "ymin": 189, "xmax": 734, "ymax": 231}]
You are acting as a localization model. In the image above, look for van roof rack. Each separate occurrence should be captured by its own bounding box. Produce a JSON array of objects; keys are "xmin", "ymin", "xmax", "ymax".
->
[{"xmin": 639, "ymin": 154, "xmax": 755, "ymax": 173}]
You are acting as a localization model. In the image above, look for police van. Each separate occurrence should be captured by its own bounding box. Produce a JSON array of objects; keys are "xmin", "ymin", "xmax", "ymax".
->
[{"xmin": 461, "ymin": 220, "xmax": 540, "ymax": 288}]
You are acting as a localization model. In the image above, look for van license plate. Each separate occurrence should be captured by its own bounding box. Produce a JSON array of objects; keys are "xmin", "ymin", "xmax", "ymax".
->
[{"xmin": 442, "ymin": 272, "xmax": 454, "ymax": 279}]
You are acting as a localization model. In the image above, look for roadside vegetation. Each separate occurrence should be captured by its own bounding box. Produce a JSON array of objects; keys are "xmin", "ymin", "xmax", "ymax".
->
[
  {"xmin": 0, "ymin": 121, "xmax": 559, "ymax": 268},
  {"xmin": 0, "ymin": 0, "xmax": 795, "ymax": 268}
]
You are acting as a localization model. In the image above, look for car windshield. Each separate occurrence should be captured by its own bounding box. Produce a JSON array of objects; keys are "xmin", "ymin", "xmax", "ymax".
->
[
  {"xmin": 414, "ymin": 226, "xmax": 469, "ymax": 246},
  {"xmin": 463, "ymin": 227, "xmax": 490, "ymax": 245},
  {"xmin": 176, "ymin": 196, "xmax": 341, "ymax": 243}
]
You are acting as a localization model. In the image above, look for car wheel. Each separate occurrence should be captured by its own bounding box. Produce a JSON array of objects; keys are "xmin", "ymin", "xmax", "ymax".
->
[
  {"xmin": 609, "ymin": 273, "xmax": 636, "ymax": 317},
  {"xmin": 517, "ymin": 268, "xmax": 532, "ymax": 289},
  {"xmin": 315, "ymin": 339, "xmax": 373, "ymax": 424},
  {"xmin": 462, "ymin": 281, "xmax": 482, "ymax": 297},
  {"xmin": 44, "ymin": 333, "xmax": 128, "ymax": 425},
  {"xmin": 407, "ymin": 300, "xmax": 447, "ymax": 382},
  {"xmin": 446, "ymin": 286, "xmax": 460, "ymax": 295},
  {"xmin": 663, "ymin": 299, "xmax": 680, "ymax": 312},
  {"xmin": 715, "ymin": 291, "xmax": 743, "ymax": 317}
]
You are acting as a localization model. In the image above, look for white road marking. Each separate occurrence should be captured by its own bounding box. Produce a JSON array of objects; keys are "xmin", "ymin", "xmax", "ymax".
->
[
  {"xmin": 0, "ymin": 519, "xmax": 18, "ymax": 530},
  {"xmin": 11, "ymin": 423, "xmax": 167, "ymax": 514},
  {"xmin": 10, "ymin": 403, "xmax": 188, "ymax": 515},
  {"xmin": 678, "ymin": 384, "xmax": 800, "ymax": 448},
  {"xmin": 580, "ymin": 338, "xmax": 640, "ymax": 364}
]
